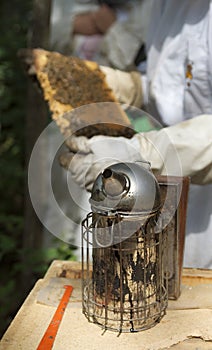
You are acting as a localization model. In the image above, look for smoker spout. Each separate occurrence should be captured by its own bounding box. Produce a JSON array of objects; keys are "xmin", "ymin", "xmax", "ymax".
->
[{"xmin": 102, "ymin": 168, "xmax": 128, "ymax": 197}]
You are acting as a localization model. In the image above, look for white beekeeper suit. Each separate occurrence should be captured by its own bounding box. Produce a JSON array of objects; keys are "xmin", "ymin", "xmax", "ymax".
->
[
  {"xmin": 145, "ymin": 0, "xmax": 212, "ymax": 269},
  {"xmin": 66, "ymin": 0, "xmax": 212, "ymax": 268},
  {"xmin": 146, "ymin": 0, "xmax": 212, "ymax": 124}
]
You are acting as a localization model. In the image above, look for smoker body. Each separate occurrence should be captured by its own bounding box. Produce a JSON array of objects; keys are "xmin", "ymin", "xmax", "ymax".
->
[{"xmin": 82, "ymin": 162, "xmax": 168, "ymax": 332}]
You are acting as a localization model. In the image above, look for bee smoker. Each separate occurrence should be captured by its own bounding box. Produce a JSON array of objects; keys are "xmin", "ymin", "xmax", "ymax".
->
[{"xmin": 81, "ymin": 162, "xmax": 168, "ymax": 333}]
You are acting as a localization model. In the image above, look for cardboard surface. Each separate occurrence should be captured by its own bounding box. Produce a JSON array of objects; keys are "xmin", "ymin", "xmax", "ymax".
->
[{"xmin": 0, "ymin": 261, "xmax": 212, "ymax": 350}]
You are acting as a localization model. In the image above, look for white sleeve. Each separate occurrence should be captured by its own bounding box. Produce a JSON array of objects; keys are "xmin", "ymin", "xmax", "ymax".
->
[
  {"xmin": 102, "ymin": 0, "xmax": 153, "ymax": 70},
  {"xmin": 136, "ymin": 114, "xmax": 212, "ymax": 184}
]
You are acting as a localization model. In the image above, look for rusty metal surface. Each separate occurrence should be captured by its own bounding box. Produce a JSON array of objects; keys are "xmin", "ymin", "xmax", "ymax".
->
[
  {"xmin": 157, "ymin": 176, "xmax": 190, "ymax": 299},
  {"xmin": 82, "ymin": 211, "xmax": 168, "ymax": 333}
]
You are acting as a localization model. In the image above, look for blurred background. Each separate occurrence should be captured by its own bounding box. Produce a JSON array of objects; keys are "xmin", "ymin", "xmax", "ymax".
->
[{"xmin": 0, "ymin": 0, "xmax": 77, "ymax": 337}]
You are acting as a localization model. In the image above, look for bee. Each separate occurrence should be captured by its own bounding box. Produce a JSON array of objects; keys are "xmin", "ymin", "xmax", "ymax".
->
[{"xmin": 186, "ymin": 60, "xmax": 193, "ymax": 87}]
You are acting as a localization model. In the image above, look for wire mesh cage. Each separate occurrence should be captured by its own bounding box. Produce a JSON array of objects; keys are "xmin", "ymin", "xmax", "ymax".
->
[{"xmin": 81, "ymin": 162, "xmax": 168, "ymax": 333}]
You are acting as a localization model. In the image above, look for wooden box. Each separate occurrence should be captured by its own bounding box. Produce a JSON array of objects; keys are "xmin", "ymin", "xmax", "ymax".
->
[{"xmin": 157, "ymin": 176, "xmax": 190, "ymax": 299}]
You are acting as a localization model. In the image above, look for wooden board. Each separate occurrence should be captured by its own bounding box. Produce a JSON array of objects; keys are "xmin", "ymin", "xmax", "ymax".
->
[{"xmin": 1, "ymin": 260, "xmax": 212, "ymax": 350}]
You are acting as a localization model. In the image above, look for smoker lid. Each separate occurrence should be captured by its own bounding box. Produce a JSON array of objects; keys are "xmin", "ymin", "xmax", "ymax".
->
[{"xmin": 89, "ymin": 162, "xmax": 161, "ymax": 215}]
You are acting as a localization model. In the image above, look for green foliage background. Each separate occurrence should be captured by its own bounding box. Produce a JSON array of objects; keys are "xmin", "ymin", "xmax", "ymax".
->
[
  {"xmin": 0, "ymin": 1, "xmax": 30, "ymax": 336},
  {"xmin": 0, "ymin": 0, "xmax": 76, "ymax": 337}
]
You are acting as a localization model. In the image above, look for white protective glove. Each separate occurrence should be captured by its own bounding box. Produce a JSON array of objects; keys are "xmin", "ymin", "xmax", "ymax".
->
[
  {"xmin": 60, "ymin": 114, "xmax": 212, "ymax": 191},
  {"xmin": 60, "ymin": 134, "xmax": 147, "ymax": 192},
  {"xmin": 100, "ymin": 65, "xmax": 143, "ymax": 108}
]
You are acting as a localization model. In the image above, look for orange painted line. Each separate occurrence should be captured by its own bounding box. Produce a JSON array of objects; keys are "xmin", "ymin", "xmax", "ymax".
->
[{"xmin": 37, "ymin": 285, "xmax": 73, "ymax": 350}]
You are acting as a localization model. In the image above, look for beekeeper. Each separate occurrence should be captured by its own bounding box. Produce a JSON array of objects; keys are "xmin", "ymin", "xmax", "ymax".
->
[
  {"xmin": 45, "ymin": 0, "xmax": 153, "ymax": 250},
  {"xmin": 65, "ymin": 0, "xmax": 212, "ymax": 268},
  {"xmin": 50, "ymin": 0, "xmax": 153, "ymax": 70}
]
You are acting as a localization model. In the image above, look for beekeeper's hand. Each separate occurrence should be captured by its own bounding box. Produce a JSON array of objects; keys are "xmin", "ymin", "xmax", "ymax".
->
[
  {"xmin": 100, "ymin": 66, "xmax": 143, "ymax": 108},
  {"xmin": 73, "ymin": 4, "xmax": 116, "ymax": 36},
  {"xmin": 60, "ymin": 115, "xmax": 212, "ymax": 191},
  {"xmin": 60, "ymin": 134, "xmax": 147, "ymax": 192},
  {"xmin": 93, "ymin": 4, "xmax": 116, "ymax": 34}
]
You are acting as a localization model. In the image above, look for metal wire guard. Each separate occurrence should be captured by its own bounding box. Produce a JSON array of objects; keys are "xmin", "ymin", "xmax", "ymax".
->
[{"xmin": 82, "ymin": 212, "xmax": 168, "ymax": 333}]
